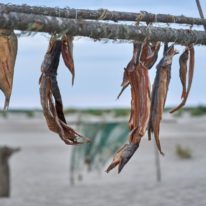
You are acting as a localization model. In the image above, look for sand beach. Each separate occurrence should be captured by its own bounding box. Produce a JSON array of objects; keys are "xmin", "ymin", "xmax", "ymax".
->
[{"xmin": 0, "ymin": 114, "xmax": 206, "ymax": 206}]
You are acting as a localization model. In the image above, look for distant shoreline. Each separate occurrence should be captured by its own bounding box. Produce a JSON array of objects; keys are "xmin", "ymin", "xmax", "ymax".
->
[{"xmin": 1, "ymin": 106, "xmax": 206, "ymax": 118}]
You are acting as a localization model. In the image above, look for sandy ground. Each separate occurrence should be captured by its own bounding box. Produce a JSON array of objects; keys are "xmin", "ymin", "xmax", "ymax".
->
[{"xmin": 0, "ymin": 114, "xmax": 206, "ymax": 206}]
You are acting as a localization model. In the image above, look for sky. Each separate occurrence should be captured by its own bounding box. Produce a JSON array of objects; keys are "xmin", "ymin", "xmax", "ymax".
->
[{"xmin": 0, "ymin": 0, "xmax": 206, "ymax": 109}]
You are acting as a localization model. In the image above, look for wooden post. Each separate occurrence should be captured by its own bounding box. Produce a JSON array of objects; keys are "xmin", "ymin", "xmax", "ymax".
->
[
  {"xmin": 0, "ymin": 146, "xmax": 20, "ymax": 197},
  {"xmin": 195, "ymin": 0, "xmax": 206, "ymax": 31},
  {"xmin": 154, "ymin": 142, "xmax": 161, "ymax": 182}
]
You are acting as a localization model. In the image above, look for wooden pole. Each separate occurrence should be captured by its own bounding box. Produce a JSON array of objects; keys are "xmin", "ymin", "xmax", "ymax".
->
[
  {"xmin": 0, "ymin": 146, "xmax": 20, "ymax": 197},
  {"xmin": 0, "ymin": 12, "xmax": 206, "ymax": 45},
  {"xmin": 154, "ymin": 143, "xmax": 161, "ymax": 182},
  {"xmin": 0, "ymin": 3, "xmax": 206, "ymax": 26},
  {"xmin": 195, "ymin": 0, "xmax": 206, "ymax": 31}
]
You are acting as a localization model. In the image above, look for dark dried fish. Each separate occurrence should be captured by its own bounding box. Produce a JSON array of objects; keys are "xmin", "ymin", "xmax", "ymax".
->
[
  {"xmin": 61, "ymin": 35, "xmax": 75, "ymax": 85},
  {"xmin": 170, "ymin": 45, "xmax": 194, "ymax": 113},
  {"xmin": 179, "ymin": 48, "xmax": 189, "ymax": 99},
  {"xmin": 148, "ymin": 44, "xmax": 178, "ymax": 155},
  {"xmin": 106, "ymin": 143, "xmax": 139, "ymax": 173},
  {"xmin": 39, "ymin": 36, "xmax": 90, "ymax": 145},
  {"xmin": 0, "ymin": 29, "xmax": 17, "ymax": 111}
]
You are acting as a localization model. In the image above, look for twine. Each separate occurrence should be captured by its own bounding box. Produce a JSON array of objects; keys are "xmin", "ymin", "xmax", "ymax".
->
[{"xmin": 98, "ymin": 9, "xmax": 108, "ymax": 20}]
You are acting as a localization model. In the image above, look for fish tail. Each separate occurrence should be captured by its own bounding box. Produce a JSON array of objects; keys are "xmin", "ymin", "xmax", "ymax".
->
[
  {"xmin": 181, "ymin": 90, "xmax": 187, "ymax": 99},
  {"xmin": 3, "ymin": 96, "xmax": 10, "ymax": 111},
  {"xmin": 71, "ymin": 74, "xmax": 75, "ymax": 86},
  {"xmin": 155, "ymin": 135, "xmax": 164, "ymax": 156},
  {"xmin": 154, "ymin": 129, "xmax": 164, "ymax": 155},
  {"xmin": 147, "ymin": 121, "xmax": 152, "ymax": 141}
]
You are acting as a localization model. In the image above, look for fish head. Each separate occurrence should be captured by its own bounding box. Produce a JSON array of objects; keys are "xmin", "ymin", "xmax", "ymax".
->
[
  {"xmin": 106, "ymin": 143, "xmax": 137, "ymax": 173},
  {"xmin": 166, "ymin": 44, "xmax": 179, "ymax": 57},
  {"xmin": 161, "ymin": 44, "xmax": 179, "ymax": 67},
  {"xmin": 117, "ymin": 143, "xmax": 139, "ymax": 173}
]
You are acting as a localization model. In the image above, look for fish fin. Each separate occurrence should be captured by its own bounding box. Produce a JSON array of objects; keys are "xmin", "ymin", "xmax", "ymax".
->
[
  {"xmin": 116, "ymin": 83, "xmax": 129, "ymax": 100},
  {"xmin": 154, "ymin": 132, "xmax": 164, "ymax": 155}
]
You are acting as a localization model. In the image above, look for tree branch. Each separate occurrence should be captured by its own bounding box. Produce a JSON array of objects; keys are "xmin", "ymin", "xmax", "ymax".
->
[
  {"xmin": 195, "ymin": 0, "xmax": 206, "ymax": 31},
  {"xmin": 0, "ymin": 3, "xmax": 206, "ymax": 26},
  {"xmin": 0, "ymin": 12, "xmax": 206, "ymax": 45}
]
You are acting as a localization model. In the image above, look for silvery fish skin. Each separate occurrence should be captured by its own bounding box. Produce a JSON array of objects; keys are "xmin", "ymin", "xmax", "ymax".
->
[
  {"xmin": 39, "ymin": 35, "xmax": 90, "ymax": 145},
  {"xmin": 0, "ymin": 29, "xmax": 17, "ymax": 111},
  {"xmin": 170, "ymin": 46, "xmax": 194, "ymax": 113},
  {"xmin": 148, "ymin": 44, "xmax": 178, "ymax": 155}
]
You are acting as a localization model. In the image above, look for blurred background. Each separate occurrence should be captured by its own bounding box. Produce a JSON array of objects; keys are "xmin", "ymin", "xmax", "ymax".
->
[{"xmin": 0, "ymin": 0, "xmax": 206, "ymax": 206}]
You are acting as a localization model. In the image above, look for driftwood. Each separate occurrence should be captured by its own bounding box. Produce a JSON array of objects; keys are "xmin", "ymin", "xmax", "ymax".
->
[
  {"xmin": 0, "ymin": 3, "xmax": 206, "ymax": 27},
  {"xmin": 0, "ymin": 12, "xmax": 206, "ymax": 45}
]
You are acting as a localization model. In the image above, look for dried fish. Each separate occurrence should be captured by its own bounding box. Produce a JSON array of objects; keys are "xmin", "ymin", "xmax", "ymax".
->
[
  {"xmin": 116, "ymin": 43, "xmax": 142, "ymax": 100},
  {"xmin": 106, "ymin": 143, "xmax": 139, "ymax": 173},
  {"xmin": 39, "ymin": 35, "xmax": 90, "ymax": 145},
  {"xmin": 116, "ymin": 42, "xmax": 160, "ymax": 100},
  {"xmin": 0, "ymin": 29, "xmax": 17, "ymax": 111},
  {"xmin": 61, "ymin": 35, "xmax": 75, "ymax": 85},
  {"xmin": 148, "ymin": 44, "xmax": 178, "ymax": 155},
  {"xmin": 107, "ymin": 42, "xmax": 155, "ymax": 173},
  {"xmin": 179, "ymin": 48, "xmax": 189, "ymax": 99},
  {"xmin": 145, "ymin": 42, "xmax": 161, "ymax": 69},
  {"xmin": 170, "ymin": 45, "xmax": 194, "ymax": 113}
]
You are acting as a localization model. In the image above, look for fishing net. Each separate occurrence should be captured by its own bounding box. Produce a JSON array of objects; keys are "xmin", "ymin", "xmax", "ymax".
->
[{"xmin": 70, "ymin": 122, "xmax": 128, "ymax": 182}]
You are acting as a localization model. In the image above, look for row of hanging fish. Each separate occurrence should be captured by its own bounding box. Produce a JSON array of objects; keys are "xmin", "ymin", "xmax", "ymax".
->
[
  {"xmin": 106, "ymin": 42, "xmax": 195, "ymax": 173},
  {"xmin": 0, "ymin": 30, "xmax": 195, "ymax": 172}
]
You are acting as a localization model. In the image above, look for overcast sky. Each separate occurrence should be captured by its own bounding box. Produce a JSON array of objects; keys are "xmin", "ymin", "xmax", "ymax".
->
[{"xmin": 1, "ymin": 0, "xmax": 206, "ymax": 109}]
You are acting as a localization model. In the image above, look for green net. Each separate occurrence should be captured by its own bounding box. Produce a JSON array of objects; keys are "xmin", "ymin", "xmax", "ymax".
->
[{"xmin": 70, "ymin": 122, "xmax": 128, "ymax": 182}]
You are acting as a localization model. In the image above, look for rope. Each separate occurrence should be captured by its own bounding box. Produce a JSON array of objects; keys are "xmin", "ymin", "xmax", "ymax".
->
[
  {"xmin": 98, "ymin": 9, "xmax": 108, "ymax": 20},
  {"xmin": 136, "ymin": 11, "xmax": 145, "ymax": 25}
]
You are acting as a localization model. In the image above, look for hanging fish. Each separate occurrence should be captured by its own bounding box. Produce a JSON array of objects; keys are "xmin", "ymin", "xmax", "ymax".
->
[
  {"xmin": 106, "ymin": 143, "xmax": 139, "ymax": 173},
  {"xmin": 145, "ymin": 42, "xmax": 161, "ymax": 69},
  {"xmin": 116, "ymin": 42, "xmax": 160, "ymax": 100},
  {"xmin": 0, "ymin": 29, "xmax": 17, "ymax": 111},
  {"xmin": 116, "ymin": 43, "xmax": 142, "ymax": 100},
  {"xmin": 39, "ymin": 35, "xmax": 90, "ymax": 145},
  {"xmin": 170, "ymin": 45, "xmax": 195, "ymax": 113},
  {"xmin": 107, "ymin": 42, "xmax": 153, "ymax": 173},
  {"xmin": 179, "ymin": 48, "xmax": 189, "ymax": 99},
  {"xmin": 61, "ymin": 34, "xmax": 75, "ymax": 85},
  {"xmin": 148, "ymin": 44, "xmax": 178, "ymax": 155}
]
